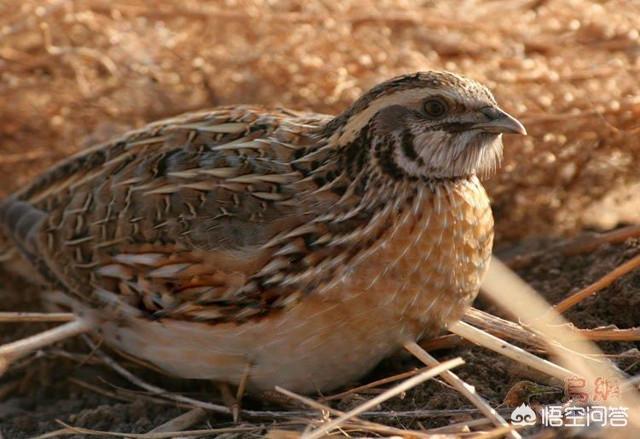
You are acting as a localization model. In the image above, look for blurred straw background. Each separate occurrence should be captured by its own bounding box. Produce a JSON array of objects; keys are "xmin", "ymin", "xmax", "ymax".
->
[{"xmin": 1, "ymin": 0, "xmax": 639, "ymax": 243}]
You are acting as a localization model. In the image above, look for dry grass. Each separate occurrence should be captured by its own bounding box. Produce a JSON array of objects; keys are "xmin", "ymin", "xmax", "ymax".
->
[
  {"xmin": 2, "ymin": 0, "xmax": 640, "ymax": 437},
  {"xmin": 1, "ymin": 0, "xmax": 640, "ymax": 241}
]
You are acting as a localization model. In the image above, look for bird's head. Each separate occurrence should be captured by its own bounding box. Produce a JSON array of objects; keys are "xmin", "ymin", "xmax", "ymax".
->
[{"xmin": 327, "ymin": 71, "xmax": 526, "ymax": 180}]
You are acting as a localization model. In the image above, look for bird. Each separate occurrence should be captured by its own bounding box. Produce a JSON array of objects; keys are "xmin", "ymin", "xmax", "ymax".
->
[{"xmin": 0, "ymin": 71, "xmax": 525, "ymax": 394}]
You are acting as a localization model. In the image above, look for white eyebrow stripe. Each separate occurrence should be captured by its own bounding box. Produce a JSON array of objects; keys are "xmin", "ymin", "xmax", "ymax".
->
[{"xmin": 330, "ymin": 87, "xmax": 480, "ymax": 145}]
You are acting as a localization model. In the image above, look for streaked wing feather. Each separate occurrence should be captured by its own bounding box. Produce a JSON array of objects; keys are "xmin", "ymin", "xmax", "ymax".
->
[{"xmin": 0, "ymin": 106, "xmax": 345, "ymax": 321}]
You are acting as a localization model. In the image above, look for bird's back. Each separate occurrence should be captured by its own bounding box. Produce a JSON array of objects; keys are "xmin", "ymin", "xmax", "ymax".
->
[{"xmin": 0, "ymin": 106, "xmax": 339, "ymax": 316}]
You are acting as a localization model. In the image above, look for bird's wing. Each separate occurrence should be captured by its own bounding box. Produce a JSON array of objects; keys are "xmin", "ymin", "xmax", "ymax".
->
[{"xmin": 0, "ymin": 106, "xmax": 364, "ymax": 322}]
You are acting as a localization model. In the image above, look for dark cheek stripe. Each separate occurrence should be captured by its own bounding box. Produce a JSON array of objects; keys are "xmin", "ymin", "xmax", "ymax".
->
[
  {"xmin": 400, "ymin": 130, "xmax": 417, "ymax": 160},
  {"xmin": 400, "ymin": 130, "xmax": 425, "ymax": 166},
  {"xmin": 375, "ymin": 137, "xmax": 406, "ymax": 180}
]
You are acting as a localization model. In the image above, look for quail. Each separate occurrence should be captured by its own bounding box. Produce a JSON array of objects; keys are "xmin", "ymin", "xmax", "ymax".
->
[{"xmin": 0, "ymin": 71, "xmax": 526, "ymax": 393}]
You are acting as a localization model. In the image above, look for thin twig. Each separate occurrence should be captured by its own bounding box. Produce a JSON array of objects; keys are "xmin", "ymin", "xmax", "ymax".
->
[
  {"xmin": 465, "ymin": 309, "xmax": 640, "ymax": 345},
  {"xmin": 82, "ymin": 337, "xmax": 231, "ymax": 416},
  {"xmin": 29, "ymin": 428, "xmax": 76, "ymax": 439},
  {"xmin": 54, "ymin": 420, "xmax": 262, "ymax": 438},
  {"xmin": 275, "ymin": 387, "xmax": 432, "ymax": 438},
  {"xmin": 463, "ymin": 307, "xmax": 547, "ymax": 351},
  {"xmin": 477, "ymin": 424, "xmax": 527, "ymax": 439},
  {"xmin": 0, "ymin": 319, "xmax": 90, "ymax": 374},
  {"xmin": 90, "ymin": 378, "xmax": 212, "ymax": 410},
  {"xmin": 449, "ymin": 321, "xmax": 576, "ymax": 381},
  {"xmin": 321, "ymin": 367, "xmax": 425, "ymax": 401},
  {"xmin": 301, "ymin": 357, "xmax": 464, "ymax": 439},
  {"xmin": 0, "ymin": 378, "xmax": 20, "ymax": 400},
  {"xmin": 566, "ymin": 325, "xmax": 640, "ymax": 341},
  {"xmin": 554, "ymin": 253, "xmax": 640, "ymax": 314},
  {"xmin": 68, "ymin": 377, "xmax": 134, "ymax": 404},
  {"xmin": 427, "ymin": 416, "xmax": 492, "ymax": 433},
  {"xmin": 419, "ymin": 334, "xmax": 465, "ymax": 351},
  {"xmin": 234, "ymin": 362, "xmax": 251, "ymax": 422},
  {"xmin": 405, "ymin": 342, "xmax": 520, "ymax": 439},
  {"xmin": 504, "ymin": 225, "xmax": 640, "ymax": 270},
  {"xmin": 108, "ymin": 345, "xmax": 169, "ymax": 375},
  {"xmin": 560, "ymin": 225, "xmax": 640, "ymax": 256},
  {"xmin": 148, "ymin": 408, "xmax": 208, "ymax": 433},
  {"xmin": 0, "ymin": 312, "xmax": 75, "ymax": 322}
]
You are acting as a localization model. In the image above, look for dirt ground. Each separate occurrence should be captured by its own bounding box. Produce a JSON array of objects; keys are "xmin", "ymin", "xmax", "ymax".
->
[{"xmin": 1, "ymin": 0, "xmax": 639, "ymax": 437}]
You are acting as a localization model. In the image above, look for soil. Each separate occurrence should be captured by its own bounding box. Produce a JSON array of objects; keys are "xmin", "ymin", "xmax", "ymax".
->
[{"xmin": 1, "ymin": 234, "xmax": 638, "ymax": 437}]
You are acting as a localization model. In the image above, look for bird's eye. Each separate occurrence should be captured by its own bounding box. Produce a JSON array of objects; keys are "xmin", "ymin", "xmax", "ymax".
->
[{"xmin": 422, "ymin": 98, "xmax": 448, "ymax": 119}]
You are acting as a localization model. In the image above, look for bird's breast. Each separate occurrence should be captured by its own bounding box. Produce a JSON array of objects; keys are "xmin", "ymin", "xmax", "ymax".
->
[{"xmin": 321, "ymin": 176, "xmax": 494, "ymax": 337}]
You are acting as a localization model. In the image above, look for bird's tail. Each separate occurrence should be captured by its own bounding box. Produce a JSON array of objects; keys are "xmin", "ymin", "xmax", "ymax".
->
[{"xmin": 0, "ymin": 196, "xmax": 45, "ymax": 280}]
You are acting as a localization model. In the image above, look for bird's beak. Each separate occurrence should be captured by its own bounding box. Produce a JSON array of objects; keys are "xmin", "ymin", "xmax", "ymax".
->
[{"xmin": 474, "ymin": 107, "xmax": 527, "ymax": 135}]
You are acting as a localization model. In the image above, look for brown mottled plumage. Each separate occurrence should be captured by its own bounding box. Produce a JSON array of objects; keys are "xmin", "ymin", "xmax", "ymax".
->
[{"xmin": 0, "ymin": 71, "xmax": 525, "ymax": 393}]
